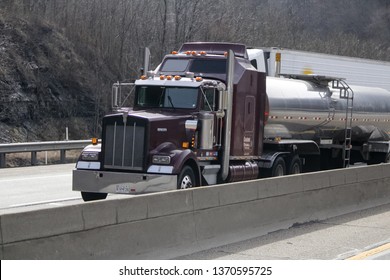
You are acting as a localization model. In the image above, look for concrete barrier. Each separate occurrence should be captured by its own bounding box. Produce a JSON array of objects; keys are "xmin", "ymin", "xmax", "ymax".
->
[{"xmin": 1, "ymin": 164, "xmax": 390, "ymax": 259}]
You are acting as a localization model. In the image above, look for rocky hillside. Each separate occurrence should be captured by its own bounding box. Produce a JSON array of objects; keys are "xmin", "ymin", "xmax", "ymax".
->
[{"xmin": 0, "ymin": 14, "xmax": 109, "ymax": 143}]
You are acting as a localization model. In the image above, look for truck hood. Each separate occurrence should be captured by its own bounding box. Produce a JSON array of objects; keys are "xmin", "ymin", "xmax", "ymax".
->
[{"xmin": 129, "ymin": 110, "xmax": 193, "ymax": 152}]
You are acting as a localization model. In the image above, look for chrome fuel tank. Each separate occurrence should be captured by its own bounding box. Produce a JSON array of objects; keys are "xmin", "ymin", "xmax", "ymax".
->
[{"xmin": 265, "ymin": 76, "xmax": 390, "ymax": 142}]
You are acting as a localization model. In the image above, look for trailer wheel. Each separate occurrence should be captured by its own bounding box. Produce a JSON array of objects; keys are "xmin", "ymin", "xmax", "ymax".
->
[
  {"xmin": 177, "ymin": 166, "xmax": 195, "ymax": 189},
  {"xmin": 271, "ymin": 157, "xmax": 286, "ymax": 177},
  {"xmin": 81, "ymin": 192, "xmax": 108, "ymax": 202},
  {"xmin": 367, "ymin": 152, "xmax": 390, "ymax": 165},
  {"xmin": 288, "ymin": 155, "xmax": 302, "ymax": 175}
]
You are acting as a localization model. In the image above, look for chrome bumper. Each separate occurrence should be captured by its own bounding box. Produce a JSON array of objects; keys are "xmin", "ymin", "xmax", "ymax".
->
[{"xmin": 72, "ymin": 169, "xmax": 177, "ymax": 194}]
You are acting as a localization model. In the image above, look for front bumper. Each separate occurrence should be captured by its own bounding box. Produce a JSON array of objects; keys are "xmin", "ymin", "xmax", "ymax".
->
[{"xmin": 72, "ymin": 169, "xmax": 177, "ymax": 194}]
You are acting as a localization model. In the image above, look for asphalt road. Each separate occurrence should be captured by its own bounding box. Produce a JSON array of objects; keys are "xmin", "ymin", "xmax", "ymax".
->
[
  {"xmin": 1, "ymin": 163, "xmax": 389, "ymax": 260},
  {"xmin": 0, "ymin": 163, "xmax": 80, "ymax": 210}
]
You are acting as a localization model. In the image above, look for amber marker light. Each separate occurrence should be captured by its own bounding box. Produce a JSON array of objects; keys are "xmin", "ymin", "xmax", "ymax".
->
[
  {"xmin": 174, "ymin": 75, "xmax": 181, "ymax": 80},
  {"xmin": 182, "ymin": 142, "xmax": 189, "ymax": 149},
  {"xmin": 166, "ymin": 75, "xmax": 173, "ymax": 80},
  {"xmin": 92, "ymin": 138, "xmax": 98, "ymax": 145},
  {"xmin": 160, "ymin": 75, "xmax": 165, "ymax": 80},
  {"xmin": 275, "ymin": 52, "xmax": 281, "ymax": 62},
  {"xmin": 195, "ymin": 77, "xmax": 203, "ymax": 82},
  {"xmin": 171, "ymin": 51, "xmax": 178, "ymax": 54}
]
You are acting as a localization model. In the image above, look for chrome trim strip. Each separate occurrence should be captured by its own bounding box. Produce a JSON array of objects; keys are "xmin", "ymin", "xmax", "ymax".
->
[
  {"xmin": 132, "ymin": 122, "xmax": 136, "ymax": 167},
  {"xmin": 112, "ymin": 121, "xmax": 117, "ymax": 166},
  {"xmin": 122, "ymin": 121, "xmax": 127, "ymax": 167}
]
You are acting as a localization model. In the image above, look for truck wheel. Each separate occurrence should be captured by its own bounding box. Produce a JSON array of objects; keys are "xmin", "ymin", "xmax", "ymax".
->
[
  {"xmin": 288, "ymin": 155, "xmax": 302, "ymax": 174},
  {"xmin": 177, "ymin": 166, "xmax": 195, "ymax": 189},
  {"xmin": 81, "ymin": 192, "xmax": 108, "ymax": 202},
  {"xmin": 271, "ymin": 157, "xmax": 286, "ymax": 177},
  {"xmin": 368, "ymin": 152, "xmax": 390, "ymax": 165}
]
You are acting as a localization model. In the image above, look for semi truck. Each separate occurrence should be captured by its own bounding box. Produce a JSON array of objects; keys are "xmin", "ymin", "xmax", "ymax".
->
[{"xmin": 73, "ymin": 42, "xmax": 390, "ymax": 201}]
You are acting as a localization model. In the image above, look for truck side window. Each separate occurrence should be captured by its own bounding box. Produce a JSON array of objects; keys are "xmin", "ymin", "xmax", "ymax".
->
[
  {"xmin": 137, "ymin": 86, "xmax": 163, "ymax": 107},
  {"xmin": 202, "ymin": 88, "xmax": 216, "ymax": 111}
]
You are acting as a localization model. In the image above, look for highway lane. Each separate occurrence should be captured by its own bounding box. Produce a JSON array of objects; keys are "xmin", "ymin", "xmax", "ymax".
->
[{"xmin": 0, "ymin": 163, "xmax": 81, "ymax": 210}]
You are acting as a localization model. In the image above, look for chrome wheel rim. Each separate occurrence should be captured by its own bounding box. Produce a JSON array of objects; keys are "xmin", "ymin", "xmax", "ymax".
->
[
  {"xmin": 275, "ymin": 165, "xmax": 284, "ymax": 176},
  {"xmin": 180, "ymin": 175, "xmax": 193, "ymax": 189},
  {"xmin": 291, "ymin": 163, "xmax": 300, "ymax": 174}
]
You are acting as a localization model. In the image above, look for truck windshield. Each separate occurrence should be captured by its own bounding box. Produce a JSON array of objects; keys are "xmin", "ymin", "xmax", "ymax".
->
[{"xmin": 135, "ymin": 86, "xmax": 199, "ymax": 109}]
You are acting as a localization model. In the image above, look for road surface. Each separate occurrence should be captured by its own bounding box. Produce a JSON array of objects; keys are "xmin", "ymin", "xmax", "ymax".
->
[{"xmin": 0, "ymin": 163, "xmax": 80, "ymax": 211}]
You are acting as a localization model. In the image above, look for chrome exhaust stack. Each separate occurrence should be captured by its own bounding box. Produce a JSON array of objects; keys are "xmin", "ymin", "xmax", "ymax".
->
[{"xmin": 221, "ymin": 50, "xmax": 235, "ymax": 181}]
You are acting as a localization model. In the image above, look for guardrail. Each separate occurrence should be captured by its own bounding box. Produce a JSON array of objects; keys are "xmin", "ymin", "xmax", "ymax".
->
[{"xmin": 0, "ymin": 140, "xmax": 92, "ymax": 168}]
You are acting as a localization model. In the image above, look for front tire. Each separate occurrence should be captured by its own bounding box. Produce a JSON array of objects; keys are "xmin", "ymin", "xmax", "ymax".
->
[
  {"xmin": 81, "ymin": 192, "xmax": 108, "ymax": 202},
  {"xmin": 177, "ymin": 166, "xmax": 196, "ymax": 189}
]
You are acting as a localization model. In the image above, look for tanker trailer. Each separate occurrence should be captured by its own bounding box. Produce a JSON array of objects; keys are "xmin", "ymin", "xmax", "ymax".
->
[{"xmin": 260, "ymin": 74, "xmax": 390, "ymax": 175}]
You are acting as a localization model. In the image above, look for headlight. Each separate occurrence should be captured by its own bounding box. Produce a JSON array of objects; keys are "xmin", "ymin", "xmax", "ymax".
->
[
  {"xmin": 152, "ymin": 155, "xmax": 171, "ymax": 165},
  {"xmin": 81, "ymin": 152, "xmax": 99, "ymax": 161}
]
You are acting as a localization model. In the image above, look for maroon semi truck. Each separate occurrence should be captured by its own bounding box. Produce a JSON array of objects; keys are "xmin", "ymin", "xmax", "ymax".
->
[{"xmin": 73, "ymin": 42, "xmax": 390, "ymax": 201}]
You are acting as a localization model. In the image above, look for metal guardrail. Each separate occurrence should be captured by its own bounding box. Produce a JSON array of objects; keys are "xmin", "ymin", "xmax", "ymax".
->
[{"xmin": 0, "ymin": 140, "xmax": 92, "ymax": 168}]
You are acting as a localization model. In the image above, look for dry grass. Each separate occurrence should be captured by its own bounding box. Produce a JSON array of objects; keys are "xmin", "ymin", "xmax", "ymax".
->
[{"xmin": 5, "ymin": 149, "xmax": 82, "ymax": 167}]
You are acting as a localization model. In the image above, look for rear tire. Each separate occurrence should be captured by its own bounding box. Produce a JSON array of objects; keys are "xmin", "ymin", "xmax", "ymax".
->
[
  {"xmin": 368, "ymin": 152, "xmax": 390, "ymax": 165},
  {"xmin": 271, "ymin": 157, "xmax": 286, "ymax": 177},
  {"xmin": 81, "ymin": 192, "xmax": 108, "ymax": 202},
  {"xmin": 288, "ymin": 155, "xmax": 302, "ymax": 175},
  {"xmin": 177, "ymin": 166, "xmax": 196, "ymax": 189}
]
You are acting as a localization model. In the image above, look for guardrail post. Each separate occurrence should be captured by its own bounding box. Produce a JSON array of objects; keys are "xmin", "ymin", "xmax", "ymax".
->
[
  {"xmin": 0, "ymin": 153, "xmax": 5, "ymax": 168},
  {"xmin": 31, "ymin": 152, "xmax": 37, "ymax": 166},
  {"xmin": 60, "ymin": 150, "xmax": 66, "ymax": 164}
]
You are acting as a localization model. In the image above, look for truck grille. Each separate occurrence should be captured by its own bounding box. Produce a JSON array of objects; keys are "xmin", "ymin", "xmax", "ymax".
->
[{"xmin": 103, "ymin": 120, "xmax": 145, "ymax": 170}]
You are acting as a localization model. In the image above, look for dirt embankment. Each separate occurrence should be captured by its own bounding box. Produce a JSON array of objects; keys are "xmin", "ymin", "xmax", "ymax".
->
[{"xmin": 0, "ymin": 14, "xmax": 105, "ymax": 143}]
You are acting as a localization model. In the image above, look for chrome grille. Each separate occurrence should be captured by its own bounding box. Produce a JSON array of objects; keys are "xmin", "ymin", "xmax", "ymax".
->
[{"xmin": 104, "ymin": 120, "xmax": 145, "ymax": 170}]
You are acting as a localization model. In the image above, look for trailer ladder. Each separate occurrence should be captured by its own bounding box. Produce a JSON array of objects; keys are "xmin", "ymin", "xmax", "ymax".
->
[{"xmin": 332, "ymin": 79, "xmax": 354, "ymax": 168}]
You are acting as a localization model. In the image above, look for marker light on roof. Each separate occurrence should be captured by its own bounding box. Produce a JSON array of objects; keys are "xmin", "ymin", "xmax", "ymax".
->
[
  {"xmin": 195, "ymin": 77, "xmax": 203, "ymax": 82},
  {"xmin": 171, "ymin": 51, "xmax": 178, "ymax": 55},
  {"xmin": 160, "ymin": 75, "xmax": 165, "ymax": 80},
  {"xmin": 166, "ymin": 75, "xmax": 173, "ymax": 80},
  {"xmin": 174, "ymin": 75, "xmax": 181, "ymax": 80}
]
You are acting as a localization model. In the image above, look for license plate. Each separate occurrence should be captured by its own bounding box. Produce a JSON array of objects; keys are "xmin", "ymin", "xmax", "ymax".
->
[{"xmin": 115, "ymin": 184, "xmax": 132, "ymax": 193}]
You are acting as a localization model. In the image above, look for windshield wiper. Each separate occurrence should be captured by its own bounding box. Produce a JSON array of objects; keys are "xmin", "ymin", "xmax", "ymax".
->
[{"xmin": 167, "ymin": 95, "xmax": 176, "ymax": 109}]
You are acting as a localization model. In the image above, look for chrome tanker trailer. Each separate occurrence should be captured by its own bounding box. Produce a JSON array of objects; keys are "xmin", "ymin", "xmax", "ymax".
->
[{"xmin": 263, "ymin": 75, "xmax": 390, "ymax": 173}]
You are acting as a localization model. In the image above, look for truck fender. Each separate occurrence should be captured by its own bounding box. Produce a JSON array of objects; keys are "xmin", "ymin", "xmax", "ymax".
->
[
  {"xmin": 76, "ymin": 144, "xmax": 101, "ymax": 162},
  {"xmin": 149, "ymin": 142, "xmax": 201, "ymax": 186},
  {"xmin": 80, "ymin": 144, "xmax": 101, "ymax": 153},
  {"xmin": 170, "ymin": 149, "xmax": 201, "ymax": 186},
  {"xmin": 258, "ymin": 151, "xmax": 290, "ymax": 169},
  {"xmin": 149, "ymin": 142, "xmax": 176, "ymax": 154}
]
